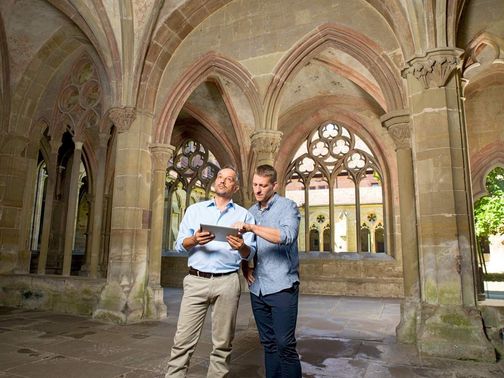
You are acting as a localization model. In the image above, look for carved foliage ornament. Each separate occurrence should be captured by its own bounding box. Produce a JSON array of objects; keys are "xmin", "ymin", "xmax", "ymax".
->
[
  {"xmin": 250, "ymin": 130, "xmax": 283, "ymax": 156},
  {"xmin": 381, "ymin": 111, "xmax": 411, "ymax": 151},
  {"xmin": 108, "ymin": 107, "xmax": 136, "ymax": 133},
  {"xmin": 387, "ymin": 123, "xmax": 411, "ymax": 151},
  {"xmin": 403, "ymin": 49, "xmax": 463, "ymax": 89},
  {"xmin": 150, "ymin": 144, "xmax": 175, "ymax": 172}
]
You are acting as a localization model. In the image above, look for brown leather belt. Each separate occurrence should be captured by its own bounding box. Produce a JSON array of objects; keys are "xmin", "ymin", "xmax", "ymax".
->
[{"xmin": 189, "ymin": 267, "xmax": 238, "ymax": 279}]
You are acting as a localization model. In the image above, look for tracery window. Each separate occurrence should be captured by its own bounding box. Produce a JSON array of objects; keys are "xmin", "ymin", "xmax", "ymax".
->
[
  {"xmin": 162, "ymin": 139, "xmax": 220, "ymax": 250},
  {"xmin": 285, "ymin": 122, "xmax": 385, "ymax": 253}
]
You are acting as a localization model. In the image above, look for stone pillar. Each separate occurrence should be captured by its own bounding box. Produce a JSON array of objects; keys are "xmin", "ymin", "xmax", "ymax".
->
[
  {"xmin": 0, "ymin": 135, "xmax": 31, "ymax": 273},
  {"xmin": 37, "ymin": 146, "xmax": 59, "ymax": 274},
  {"xmin": 62, "ymin": 140, "xmax": 83, "ymax": 276},
  {"xmin": 381, "ymin": 110, "xmax": 420, "ymax": 343},
  {"xmin": 250, "ymin": 129, "xmax": 282, "ymax": 167},
  {"xmin": 80, "ymin": 193, "xmax": 94, "ymax": 274},
  {"xmin": 403, "ymin": 48, "xmax": 494, "ymax": 361},
  {"xmin": 94, "ymin": 107, "xmax": 159, "ymax": 323},
  {"xmin": 17, "ymin": 142, "xmax": 39, "ymax": 273},
  {"xmin": 148, "ymin": 143, "xmax": 175, "ymax": 318},
  {"xmin": 88, "ymin": 133, "xmax": 109, "ymax": 278}
]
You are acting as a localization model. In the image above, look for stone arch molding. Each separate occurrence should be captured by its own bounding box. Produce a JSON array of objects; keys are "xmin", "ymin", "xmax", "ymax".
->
[
  {"xmin": 155, "ymin": 52, "xmax": 263, "ymax": 145},
  {"xmin": 471, "ymin": 146, "xmax": 504, "ymax": 201},
  {"xmin": 263, "ymin": 23, "xmax": 407, "ymax": 132},
  {"xmin": 463, "ymin": 32, "xmax": 504, "ymax": 81}
]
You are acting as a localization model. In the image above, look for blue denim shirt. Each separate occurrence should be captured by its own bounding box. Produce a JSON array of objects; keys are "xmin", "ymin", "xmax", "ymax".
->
[
  {"xmin": 176, "ymin": 199, "xmax": 256, "ymax": 273},
  {"xmin": 249, "ymin": 193, "xmax": 300, "ymax": 296}
]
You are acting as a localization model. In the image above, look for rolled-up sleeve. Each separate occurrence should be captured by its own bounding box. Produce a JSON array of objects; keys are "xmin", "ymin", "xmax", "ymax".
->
[{"xmin": 278, "ymin": 200, "xmax": 301, "ymax": 246}]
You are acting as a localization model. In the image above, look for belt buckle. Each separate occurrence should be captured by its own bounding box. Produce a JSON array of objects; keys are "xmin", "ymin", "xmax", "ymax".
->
[{"xmin": 196, "ymin": 269, "xmax": 200, "ymax": 277}]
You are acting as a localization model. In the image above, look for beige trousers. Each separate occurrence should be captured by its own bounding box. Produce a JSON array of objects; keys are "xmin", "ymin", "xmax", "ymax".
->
[{"xmin": 166, "ymin": 272, "xmax": 241, "ymax": 378}]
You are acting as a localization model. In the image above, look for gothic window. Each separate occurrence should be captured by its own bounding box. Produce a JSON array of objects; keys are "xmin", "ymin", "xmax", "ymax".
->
[
  {"xmin": 163, "ymin": 139, "xmax": 220, "ymax": 250},
  {"xmin": 323, "ymin": 226, "xmax": 331, "ymax": 251},
  {"xmin": 309, "ymin": 226, "xmax": 319, "ymax": 251},
  {"xmin": 375, "ymin": 223, "xmax": 385, "ymax": 253},
  {"xmin": 285, "ymin": 122, "xmax": 385, "ymax": 253},
  {"xmin": 360, "ymin": 224, "xmax": 370, "ymax": 252}
]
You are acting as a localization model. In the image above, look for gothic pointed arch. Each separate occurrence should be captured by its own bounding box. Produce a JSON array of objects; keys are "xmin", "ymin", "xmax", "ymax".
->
[
  {"xmin": 46, "ymin": 0, "xmax": 121, "ymax": 102},
  {"xmin": 138, "ymin": 0, "xmax": 233, "ymax": 110},
  {"xmin": 276, "ymin": 98, "xmax": 393, "ymax": 186},
  {"xmin": 363, "ymin": 0, "xmax": 415, "ymax": 57},
  {"xmin": 263, "ymin": 23, "xmax": 406, "ymax": 132},
  {"xmin": 155, "ymin": 51, "xmax": 262, "ymax": 146}
]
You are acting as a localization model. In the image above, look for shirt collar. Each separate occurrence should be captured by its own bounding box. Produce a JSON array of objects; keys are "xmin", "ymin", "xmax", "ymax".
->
[
  {"xmin": 256, "ymin": 192, "xmax": 278, "ymax": 211},
  {"xmin": 208, "ymin": 198, "xmax": 235, "ymax": 210}
]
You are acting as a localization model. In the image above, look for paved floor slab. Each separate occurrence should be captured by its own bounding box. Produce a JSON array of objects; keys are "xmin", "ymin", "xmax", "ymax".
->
[{"xmin": 0, "ymin": 288, "xmax": 503, "ymax": 377}]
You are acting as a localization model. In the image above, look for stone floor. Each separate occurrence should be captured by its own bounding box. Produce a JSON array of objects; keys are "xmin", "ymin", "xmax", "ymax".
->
[{"xmin": 0, "ymin": 288, "xmax": 503, "ymax": 377}]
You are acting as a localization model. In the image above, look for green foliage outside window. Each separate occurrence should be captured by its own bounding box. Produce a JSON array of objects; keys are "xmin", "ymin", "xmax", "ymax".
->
[{"xmin": 474, "ymin": 167, "xmax": 504, "ymax": 237}]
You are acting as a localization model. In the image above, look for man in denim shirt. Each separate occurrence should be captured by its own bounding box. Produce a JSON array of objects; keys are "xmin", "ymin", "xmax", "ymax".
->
[
  {"xmin": 166, "ymin": 166, "xmax": 256, "ymax": 378},
  {"xmin": 236, "ymin": 164, "xmax": 302, "ymax": 378}
]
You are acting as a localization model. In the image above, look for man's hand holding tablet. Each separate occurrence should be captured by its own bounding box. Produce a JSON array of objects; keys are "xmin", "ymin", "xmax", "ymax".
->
[{"xmin": 200, "ymin": 224, "xmax": 239, "ymax": 242}]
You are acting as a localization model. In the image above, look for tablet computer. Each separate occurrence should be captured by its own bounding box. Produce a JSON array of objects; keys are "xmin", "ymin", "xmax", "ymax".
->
[{"xmin": 200, "ymin": 223, "xmax": 239, "ymax": 242}]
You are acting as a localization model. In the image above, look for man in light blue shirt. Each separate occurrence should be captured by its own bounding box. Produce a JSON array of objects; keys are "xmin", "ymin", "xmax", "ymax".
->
[
  {"xmin": 235, "ymin": 164, "xmax": 302, "ymax": 378},
  {"xmin": 166, "ymin": 166, "xmax": 256, "ymax": 378}
]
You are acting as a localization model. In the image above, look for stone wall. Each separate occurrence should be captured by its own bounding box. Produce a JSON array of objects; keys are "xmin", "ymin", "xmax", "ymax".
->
[
  {"xmin": 0, "ymin": 274, "xmax": 106, "ymax": 316},
  {"xmin": 161, "ymin": 252, "xmax": 404, "ymax": 298}
]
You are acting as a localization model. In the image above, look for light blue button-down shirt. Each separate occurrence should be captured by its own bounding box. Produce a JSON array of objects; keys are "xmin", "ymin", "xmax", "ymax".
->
[
  {"xmin": 249, "ymin": 193, "xmax": 300, "ymax": 296},
  {"xmin": 175, "ymin": 199, "xmax": 256, "ymax": 273}
]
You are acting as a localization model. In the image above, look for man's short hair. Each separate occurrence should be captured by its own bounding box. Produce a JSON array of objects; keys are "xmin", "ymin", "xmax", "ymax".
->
[
  {"xmin": 219, "ymin": 164, "xmax": 240, "ymax": 183},
  {"xmin": 255, "ymin": 164, "xmax": 277, "ymax": 183}
]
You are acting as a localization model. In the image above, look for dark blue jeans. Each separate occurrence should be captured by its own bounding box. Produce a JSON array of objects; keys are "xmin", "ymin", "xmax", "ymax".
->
[{"xmin": 250, "ymin": 284, "xmax": 302, "ymax": 378}]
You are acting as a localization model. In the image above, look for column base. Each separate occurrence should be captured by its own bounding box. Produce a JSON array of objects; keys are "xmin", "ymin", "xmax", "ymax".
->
[
  {"xmin": 396, "ymin": 299, "xmax": 420, "ymax": 344},
  {"xmin": 480, "ymin": 305, "xmax": 504, "ymax": 358},
  {"xmin": 0, "ymin": 249, "xmax": 17, "ymax": 274},
  {"xmin": 145, "ymin": 285, "xmax": 167, "ymax": 320},
  {"xmin": 93, "ymin": 281, "xmax": 166, "ymax": 324},
  {"xmin": 417, "ymin": 303, "xmax": 496, "ymax": 362},
  {"xmin": 93, "ymin": 282, "xmax": 128, "ymax": 323}
]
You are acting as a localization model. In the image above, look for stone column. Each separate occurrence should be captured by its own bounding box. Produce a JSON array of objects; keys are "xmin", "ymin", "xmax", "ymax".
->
[
  {"xmin": 148, "ymin": 143, "xmax": 175, "ymax": 318},
  {"xmin": 94, "ymin": 107, "xmax": 159, "ymax": 323},
  {"xmin": 88, "ymin": 132, "xmax": 109, "ymax": 278},
  {"xmin": 0, "ymin": 135, "xmax": 31, "ymax": 273},
  {"xmin": 37, "ymin": 145, "xmax": 59, "ymax": 274},
  {"xmin": 403, "ymin": 48, "xmax": 494, "ymax": 361},
  {"xmin": 17, "ymin": 142, "xmax": 39, "ymax": 273},
  {"xmin": 250, "ymin": 129, "xmax": 282, "ymax": 167},
  {"xmin": 381, "ymin": 110, "xmax": 420, "ymax": 343},
  {"xmin": 62, "ymin": 139, "xmax": 83, "ymax": 276}
]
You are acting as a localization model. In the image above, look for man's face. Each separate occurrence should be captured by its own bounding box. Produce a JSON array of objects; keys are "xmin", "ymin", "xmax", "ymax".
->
[
  {"xmin": 214, "ymin": 168, "xmax": 239, "ymax": 198},
  {"xmin": 252, "ymin": 174, "xmax": 276, "ymax": 205}
]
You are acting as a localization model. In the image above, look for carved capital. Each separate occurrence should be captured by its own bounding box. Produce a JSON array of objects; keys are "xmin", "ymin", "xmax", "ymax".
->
[
  {"xmin": 150, "ymin": 144, "xmax": 176, "ymax": 172},
  {"xmin": 250, "ymin": 130, "xmax": 283, "ymax": 165},
  {"xmin": 402, "ymin": 48, "xmax": 463, "ymax": 89},
  {"xmin": 108, "ymin": 107, "xmax": 136, "ymax": 133},
  {"xmin": 380, "ymin": 110, "xmax": 411, "ymax": 151}
]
